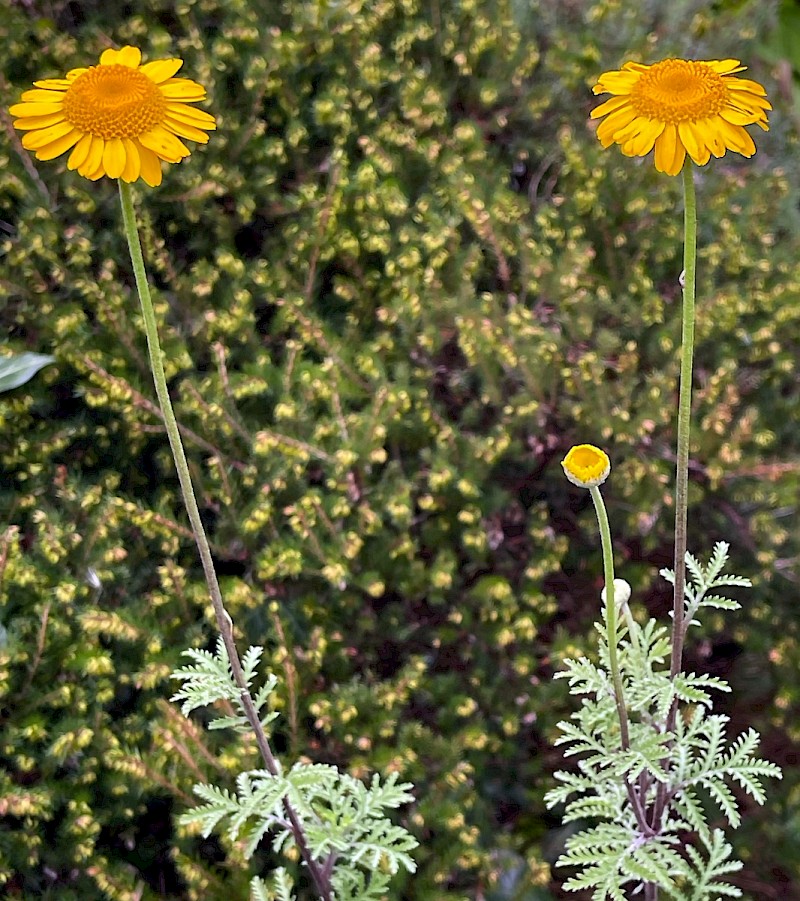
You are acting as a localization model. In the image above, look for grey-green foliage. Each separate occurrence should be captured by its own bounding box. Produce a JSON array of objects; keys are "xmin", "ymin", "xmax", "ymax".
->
[
  {"xmin": 171, "ymin": 639, "xmax": 418, "ymax": 899},
  {"xmin": 171, "ymin": 638, "xmax": 280, "ymax": 733},
  {"xmin": 251, "ymin": 870, "xmax": 294, "ymax": 901},
  {"xmin": 545, "ymin": 543, "xmax": 781, "ymax": 900}
]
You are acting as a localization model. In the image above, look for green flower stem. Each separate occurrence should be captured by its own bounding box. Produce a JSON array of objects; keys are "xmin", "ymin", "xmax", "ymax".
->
[
  {"xmin": 650, "ymin": 161, "xmax": 699, "ymax": 852},
  {"xmin": 589, "ymin": 487, "xmax": 651, "ymax": 835},
  {"xmin": 669, "ymin": 161, "xmax": 697, "ymax": 680},
  {"xmin": 589, "ymin": 486, "xmax": 629, "ymax": 750},
  {"xmin": 118, "ymin": 181, "xmax": 332, "ymax": 901}
]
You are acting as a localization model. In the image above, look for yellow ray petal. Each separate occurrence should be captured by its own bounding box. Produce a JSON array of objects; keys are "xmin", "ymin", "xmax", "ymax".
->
[
  {"xmin": 33, "ymin": 78, "xmax": 72, "ymax": 90},
  {"xmin": 137, "ymin": 145, "xmax": 163, "ymax": 187},
  {"xmin": 34, "ymin": 129, "xmax": 82, "ymax": 161},
  {"xmin": 668, "ymin": 142, "xmax": 686, "ymax": 176},
  {"xmin": 720, "ymin": 108, "xmax": 763, "ymax": 127},
  {"xmin": 592, "ymin": 72, "xmax": 639, "ymax": 95},
  {"xmin": 68, "ymin": 133, "xmax": 94, "ymax": 170},
  {"xmin": 102, "ymin": 137, "xmax": 127, "ymax": 178},
  {"xmin": 627, "ymin": 119, "xmax": 664, "ymax": 156},
  {"xmin": 10, "ymin": 112, "xmax": 67, "ymax": 130},
  {"xmin": 117, "ymin": 46, "xmax": 143, "ymax": 67},
  {"xmin": 165, "ymin": 103, "xmax": 217, "ymax": 127},
  {"xmin": 677, "ymin": 121, "xmax": 703, "ymax": 161},
  {"xmin": 654, "ymin": 124, "xmax": 679, "ymax": 174},
  {"xmin": 718, "ymin": 121, "xmax": 756, "ymax": 156},
  {"xmin": 596, "ymin": 115, "xmax": 624, "ymax": 146},
  {"xmin": 685, "ymin": 123, "xmax": 711, "ymax": 165},
  {"xmin": 78, "ymin": 136, "xmax": 105, "ymax": 178},
  {"xmin": 163, "ymin": 116, "xmax": 211, "ymax": 143},
  {"xmin": 707, "ymin": 59, "xmax": 745, "ymax": 74},
  {"xmin": 159, "ymin": 79, "xmax": 207, "ymax": 100},
  {"xmin": 120, "ymin": 138, "xmax": 141, "ymax": 182},
  {"xmin": 22, "ymin": 120, "xmax": 75, "ymax": 150},
  {"xmin": 590, "ymin": 95, "xmax": 632, "ymax": 120},
  {"xmin": 602, "ymin": 117, "xmax": 643, "ymax": 147},
  {"xmin": 726, "ymin": 78, "xmax": 768, "ymax": 96},
  {"xmin": 595, "ymin": 106, "xmax": 638, "ymax": 139},
  {"xmin": 100, "ymin": 46, "xmax": 142, "ymax": 69},
  {"xmin": 138, "ymin": 126, "xmax": 191, "ymax": 161},
  {"xmin": 10, "ymin": 102, "xmax": 65, "ymax": 118},
  {"xmin": 20, "ymin": 88, "xmax": 67, "ymax": 103},
  {"xmin": 697, "ymin": 120, "xmax": 726, "ymax": 157},
  {"xmin": 141, "ymin": 58, "xmax": 184, "ymax": 84},
  {"xmin": 738, "ymin": 98, "xmax": 772, "ymax": 118}
]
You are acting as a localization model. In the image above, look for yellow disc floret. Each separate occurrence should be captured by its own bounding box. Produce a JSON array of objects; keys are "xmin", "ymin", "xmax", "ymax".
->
[
  {"xmin": 62, "ymin": 65, "xmax": 167, "ymax": 139},
  {"xmin": 629, "ymin": 59, "xmax": 728, "ymax": 124}
]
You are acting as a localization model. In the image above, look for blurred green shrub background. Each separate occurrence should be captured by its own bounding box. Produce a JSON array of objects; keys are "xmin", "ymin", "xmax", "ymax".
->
[{"xmin": 2, "ymin": 0, "xmax": 799, "ymax": 898}]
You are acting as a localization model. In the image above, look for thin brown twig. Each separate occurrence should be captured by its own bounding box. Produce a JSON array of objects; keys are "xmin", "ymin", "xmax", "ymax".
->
[
  {"xmin": 161, "ymin": 558, "xmax": 194, "ymax": 622},
  {"xmin": 81, "ymin": 356, "xmax": 246, "ymax": 470},
  {"xmin": 98, "ymin": 301, "xmax": 150, "ymax": 374},
  {"xmin": 304, "ymin": 163, "xmax": 340, "ymax": 303},
  {"xmin": 155, "ymin": 724, "xmax": 208, "ymax": 783},
  {"xmin": 286, "ymin": 507, "xmax": 329, "ymax": 564},
  {"xmin": 255, "ymin": 428, "xmax": 335, "ymax": 464},
  {"xmin": 118, "ymin": 752, "xmax": 196, "ymax": 806},
  {"xmin": 158, "ymin": 699, "xmax": 229, "ymax": 776},
  {"xmin": 722, "ymin": 460, "xmax": 800, "ymax": 481},
  {"xmin": 212, "ymin": 341, "xmax": 252, "ymax": 443},
  {"xmin": 181, "ymin": 382, "xmax": 235, "ymax": 499},
  {"xmin": 143, "ymin": 509, "xmax": 196, "ymax": 543},
  {"xmin": 18, "ymin": 601, "xmax": 51, "ymax": 699},
  {"xmin": 278, "ymin": 299, "xmax": 371, "ymax": 391}
]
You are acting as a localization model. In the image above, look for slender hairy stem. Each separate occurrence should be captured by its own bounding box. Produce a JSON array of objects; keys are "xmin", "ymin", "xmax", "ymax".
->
[
  {"xmin": 589, "ymin": 486, "xmax": 652, "ymax": 835},
  {"xmin": 669, "ymin": 161, "xmax": 697, "ymax": 680},
  {"xmin": 118, "ymin": 181, "xmax": 332, "ymax": 901},
  {"xmin": 589, "ymin": 486, "xmax": 629, "ymax": 750},
  {"xmin": 649, "ymin": 162, "xmax": 699, "ymax": 861}
]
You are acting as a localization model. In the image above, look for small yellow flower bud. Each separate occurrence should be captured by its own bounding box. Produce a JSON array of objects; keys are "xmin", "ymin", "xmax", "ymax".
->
[{"xmin": 561, "ymin": 444, "xmax": 611, "ymax": 489}]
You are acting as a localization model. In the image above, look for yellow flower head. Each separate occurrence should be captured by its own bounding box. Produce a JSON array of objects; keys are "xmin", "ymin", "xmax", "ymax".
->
[
  {"xmin": 562, "ymin": 444, "xmax": 611, "ymax": 489},
  {"xmin": 10, "ymin": 46, "xmax": 216, "ymax": 187},
  {"xmin": 591, "ymin": 58, "xmax": 771, "ymax": 176}
]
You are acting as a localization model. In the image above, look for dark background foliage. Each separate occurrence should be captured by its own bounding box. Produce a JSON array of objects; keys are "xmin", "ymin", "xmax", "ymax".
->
[{"xmin": 1, "ymin": 0, "xmax": 799, "ymax": 898}]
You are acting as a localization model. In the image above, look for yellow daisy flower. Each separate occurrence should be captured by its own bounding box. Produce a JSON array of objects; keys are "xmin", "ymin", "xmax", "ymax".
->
[
  {"xmin": 562, "ymin": 444, "xmax": 611, "ymax": 489},
  {"xmin": 591, "ymin": 58, "xmax": 771, "ymax": 176},
  {"xmin": 10, "ymin": 46, "xmax": 216, "ymax": 187}
]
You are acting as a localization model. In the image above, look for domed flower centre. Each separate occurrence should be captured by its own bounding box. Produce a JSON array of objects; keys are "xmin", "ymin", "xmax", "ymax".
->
[
  {"xmin": 568, "ymin": 447, "xmax": 604, "ymax": 475},
  {"xmin": 62, "ymin": 64, "xmax": 166, "ymax": 139},
  {"xmin": 630, "ymin": 59, "xmax": 728, "ymax": 124}
]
